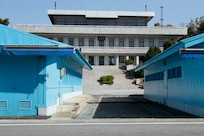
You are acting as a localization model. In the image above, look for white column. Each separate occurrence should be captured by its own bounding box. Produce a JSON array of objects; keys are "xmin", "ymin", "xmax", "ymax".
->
[
  {"xmin": 104, "ymin": 56, "xmax": 109, "ymax": 65},
  {"xmin": 136, "ymin": 56, "xmax": 139, "ymax": 65},
  {"xmin": 95, "ymin": 56, "xmax": 99, "ymax": 65},
  {"xmin": 115, "ymin": 55, "xmax": 119, "ymax": 66},
  {"xmin": 126, "ymin": 56, "xmax": 129, "ymax": 60}
]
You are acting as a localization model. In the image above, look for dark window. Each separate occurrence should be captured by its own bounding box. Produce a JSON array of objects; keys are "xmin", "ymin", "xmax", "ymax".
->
[
  {"xmin": 145, "ymin": 71, "xmax": 164, "ymax": 82},
  {"xmin": 129, "ymin": 39, "xmax": 134, "ymax": 47},
  {"xmin": 79, "ymin": 38, "xmax": 84, "ymax": 46},
  {"xmin": 68, "ymin": 38, "xmax": 74, "ymax": 46},
  {"xmin": 58, "ymin": 37, "xmax": 63, "ymax": 43},
  {"xmin": 89, "ymin": 38, "xmax": 94, "ymax": 46},
  {"xmin": 139, "ymin": 39, "xmax": 144, "ymax": 47},
  {"xmin": 109, "ymin": 38, "xmax": 114, "ymax": 47},
  {"xmin": 118, "ymin": 38, "xmax": 124, "ymax": 47},
  {"xmin": 109, "ymin": 56, "xmax": 115, "ymax": 65},
  {"xmin": 89, "ymin": 56, "xmax": 94, "ymax": 65},
  {"xmin": 168, "ymin": 66, "xmax": 182, "ymax": 79},
  {"xmin": 99, "ymin": 56, "xmax": 104, "ymax": 65}
]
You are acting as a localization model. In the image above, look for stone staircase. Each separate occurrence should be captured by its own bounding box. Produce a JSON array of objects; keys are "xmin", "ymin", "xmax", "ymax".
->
[{"xmin": 83, "ymin": 66, "xmax": 140, "ymax": 94}]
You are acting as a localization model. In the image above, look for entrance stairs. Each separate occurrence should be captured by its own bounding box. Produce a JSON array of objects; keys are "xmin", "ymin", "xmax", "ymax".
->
[{"xmin": 83, "ymin": 66, "xmax": 140, "ymax": 94}]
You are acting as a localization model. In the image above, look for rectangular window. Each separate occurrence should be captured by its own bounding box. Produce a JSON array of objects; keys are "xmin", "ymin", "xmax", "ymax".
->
[
  {"xmin": 89, "ymin": 38, "xmax": 94, "ymax": 46},
  {"xmin": 158, "ymin": 40, "xmax": 164, "ymax": 47},
  {"xmin": 149, "ymin": 39, "xmax": 154, "ymax": 46},
  {"xmin": 109, "ymin": 56, "xmax": 115, "ymax": 65},
  {"xmin": 79, "ymin": 38, "xmax": 84, "ymax": 46},
  {"xmin": 119, "ymin": 56, "xmax": 125, "ymax": 63},
  {"xmin": 168, "ymin": 66, "xmax": 182, "ymax": 79},
  {"xmin": 98, "ymin": 36, "xmax": 105, "ymax": 47},
  {"xmin": 129, "ymin": 39, "xmax": 134, "ymax": 47},
  {"xmin": 0, "ymin": 101, "xmax": 7, "ymax": 110},
  {"xmin": 68, "ymin": 38, "xmax": 74, "ymax": 46},
  {"xmin": 118, "ymin": 38, "xmax": 124, "ymax": 47},
  {"xmin": 99, "ymin": 40, "xmax": 104, "ymax": 47},
  {"xmin": 89, "ymin": 56, "xmax": 94, "ymax": 65},
  {"xmin": 109, "ymin": 38, "xmax": 114, "ymax": 47},
  {"xmin": 139, "ymin": 39, "xmax": 144, "ymax": 47},
  {"xmin": 58, "ymin": 37, "xmax": 64, "ymax": 43},
  {"xmin": 99, "ymin": 56, "xmax": 104, "ymax": 65},
  {"xmin": 145, "ymin": 71, "xmax": 164, "ymax": 82}
]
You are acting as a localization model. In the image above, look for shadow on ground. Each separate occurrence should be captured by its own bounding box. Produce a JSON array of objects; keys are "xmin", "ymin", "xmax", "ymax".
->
[{"xmin": 93, "ymin": 95, "xmax": 198, "ymax": 118}]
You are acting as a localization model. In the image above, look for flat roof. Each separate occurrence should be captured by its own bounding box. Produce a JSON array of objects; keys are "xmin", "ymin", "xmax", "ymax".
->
[{"xmin": 48, "ymin": 9, "xmax": 155, "ymax": 19}]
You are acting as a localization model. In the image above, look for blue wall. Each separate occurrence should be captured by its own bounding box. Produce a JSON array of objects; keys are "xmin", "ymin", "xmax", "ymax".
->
[
  {"xmin": 144, "ymin": 52, "xmax": 204, "ymax": 117},
  {"xmin": 45, "ymin": 56, "xmax": 83, "ymax": 107},
  {"xmin": 0, "ymin": 56, "xmax": 43, "ymax": 116}
]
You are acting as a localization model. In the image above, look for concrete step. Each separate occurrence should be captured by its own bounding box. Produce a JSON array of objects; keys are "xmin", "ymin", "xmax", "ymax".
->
[{"xmin": 51, "ymin": 95, "xmax": 92, "ymax": 119}]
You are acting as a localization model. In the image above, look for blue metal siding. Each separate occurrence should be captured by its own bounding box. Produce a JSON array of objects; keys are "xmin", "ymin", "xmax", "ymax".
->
[
  {"xmin": 45, "ymin": 56, "xmax": 83, "ymax": 107},
  {"xmin": 0, "ymin": 56, "xmax": 39, "ymax": 116}
]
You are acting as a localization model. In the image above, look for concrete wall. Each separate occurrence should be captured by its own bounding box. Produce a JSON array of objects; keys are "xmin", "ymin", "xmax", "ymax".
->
[{"xmin": 144, "ymin": 52, "xmax": 204, "ymax": 117}]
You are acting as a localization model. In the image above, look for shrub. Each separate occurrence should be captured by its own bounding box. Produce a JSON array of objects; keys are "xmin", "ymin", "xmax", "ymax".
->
[
  {"xmin": 107, "ymin": 75, "xmax": 114, "ymax": 81},
  {"xmin": 125, "ymin": 59, "xmax": 134, "ymax": 65},
  {"xmin": 107, "ymin": 80, "xmax": 114, "ymax": 85},
  {"xmin": 100, "ymin": 75, "xmax": 114, "ymax": 85},
  {"xmin": 100, "ymin": 76, "xmax": 107, "ymax": 82}
]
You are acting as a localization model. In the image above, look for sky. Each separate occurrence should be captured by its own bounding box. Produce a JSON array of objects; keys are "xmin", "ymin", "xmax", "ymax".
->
[{"xmin": 0, "ymin": 0, "xmax": 204, "ymax": 27}]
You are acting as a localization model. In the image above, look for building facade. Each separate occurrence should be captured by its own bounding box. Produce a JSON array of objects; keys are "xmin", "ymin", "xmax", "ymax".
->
[
  {"xmin": 134, "ymin": 33, "xmax": 204, "ymax": 117},
  {"xmin": 14, "ymin": 10, "xmax": 187, "ymax": 66},
  {"xmin": 0, "ymin": 24, "xmax": 92, "ymax": 116}
]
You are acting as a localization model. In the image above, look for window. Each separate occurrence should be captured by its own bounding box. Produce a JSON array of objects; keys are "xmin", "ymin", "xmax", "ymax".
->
[
  {"xmin": 89, "ymin": 56, "xmax": 94, "ymax": 65},
  {"xmin": 158, "ymin": 40, "xmax": 164, "ymax": 47},
  {"xmin": 119, "ymin": 56, "xmax": 125, "ymax": 63},
  {"xmin": 109, "ymin": 56, "xmax": 115, "ymax": 65},
  {"xmin": 129, "ymin": 39, "xmax": 134, "ymax": 47},
  {"xmin": 99, "ymin": 56, "xmax": 104, "ymax": 65},
  {"xmin": 168, "ymin": 66, "xmax": 182, "ymax": 79},
  {"xmin": 98, "ymin": 36, "xmax": 105, "ymax": 47},
  {"xmin": 145, "ymin": 71, "xmax": 164, "ymax": 82},
  {"xmin": 79, "ymin": 38, "xmax": 84, "ymax": 46},
  {"xmin": 0, "ymin": 101, "xmax": 7, "ymax": 110},
  {"xmin": 149, "ymin": 39, "xmax": 154, "ymax": 46},
  {"xmin": 89, "ymin": 38, "xmax": 94, "ymax": 46},
  {"xmin": 139, "ymin": 39, "xmax": 144, "ymax": 47},
  {"xmin": 58, "ymin": 37, "xmax": 64, "ymax": 43},
  {"xmin": 109, "ymin": 38, "xmax": 114, "ymax": 47},
  {"xmin": 68, "ymin": 38, "xmax": 74, "ymax": 46},
  {"xmin": 118, "ymin": 38, "xmax": 124, "ymax": 47}
]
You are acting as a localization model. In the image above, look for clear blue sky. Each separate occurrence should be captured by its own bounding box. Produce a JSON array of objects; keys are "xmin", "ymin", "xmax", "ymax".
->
[{"xmin": 1, "ymin": 0, "xmax": 204, "ymax": 27}]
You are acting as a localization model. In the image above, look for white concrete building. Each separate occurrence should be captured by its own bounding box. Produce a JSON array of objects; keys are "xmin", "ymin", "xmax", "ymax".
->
[{"xmin": 13, "ymin": 10, "xmax": 187, "ymax": 66}]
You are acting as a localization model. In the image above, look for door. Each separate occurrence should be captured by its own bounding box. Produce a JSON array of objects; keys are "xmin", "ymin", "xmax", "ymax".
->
[
  {"xmin": 163, "ymin": 70, "xmax": 168, "ymax": 104},
  {"xmin": 0, "ymin": 57, "xmax": 39, "ymax": 116}
]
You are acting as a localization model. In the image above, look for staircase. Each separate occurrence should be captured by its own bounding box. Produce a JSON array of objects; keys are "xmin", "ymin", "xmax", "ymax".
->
[
  {"xmin": 83, "ymin": 66, "xmax": 139, "ymax": 94},
  {"xmin": 51, "ymin": 95, "xmax": 92, "ymax": 119}
]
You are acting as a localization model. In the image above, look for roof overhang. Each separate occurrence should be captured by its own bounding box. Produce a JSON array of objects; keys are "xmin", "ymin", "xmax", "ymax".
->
[
  {"xmin": 3, "ymin": 46, "xmax": 74, "ymax": 56},
  {"xmin": 180, "ymin": 48, "xmax": 204, "ymax": 58}
]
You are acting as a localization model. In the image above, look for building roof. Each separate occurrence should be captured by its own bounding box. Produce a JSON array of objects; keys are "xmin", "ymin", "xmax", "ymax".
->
[
  {"xmin": 134, "ymin": 33, "xmax": 204, "ymax": 72},
  {"xmin": 0, "ymin": 24, "xmax": 92, "ymax": 70},
  {"xmin": 48, "ymin": 9, "xmax": 154, "ymax": 20}
]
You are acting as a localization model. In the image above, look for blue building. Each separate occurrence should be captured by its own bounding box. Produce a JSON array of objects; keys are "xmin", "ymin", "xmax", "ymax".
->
[
  {"xmin": 134, "ymin": 33, "xmax": 204, "ymax": 117},
  {"xmin": 0, "ymin": 24, "xmax": 92, "ymax": 116}
]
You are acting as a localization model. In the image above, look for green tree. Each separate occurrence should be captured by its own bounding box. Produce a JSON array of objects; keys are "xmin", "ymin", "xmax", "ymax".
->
[
  {"xmin": 163, "ymin": 39, "xmax": 175, "ymax": 50},
  {"xmin": 0, "ymin": 18, "xmax": 10, "ymax": 26},
  {"xmin": 145, "ymin": 46, "xmax": 161, "ymax": 61}
]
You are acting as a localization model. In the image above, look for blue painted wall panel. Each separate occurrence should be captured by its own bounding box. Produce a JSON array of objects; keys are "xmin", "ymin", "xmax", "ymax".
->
[
  {"xmin": 45, "ymin": 56, "xmax": 83, "ymax": 107},
  {"xmin": 0, "ymin": 56, "xmax": 40, "ymax": 116}
]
